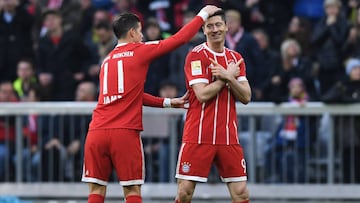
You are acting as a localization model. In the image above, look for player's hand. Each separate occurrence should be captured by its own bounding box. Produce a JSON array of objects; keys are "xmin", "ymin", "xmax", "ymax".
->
[
  {"xmin": 227, "ymin": 59, "xmax": 243, "ymax": 78},
  {"xmin": 200, "ymin": 5, "xmax": 221, "ymax": 17},
  {"xmin": 209, "ymin": 58, "xmax": 227, "ymax": 79},
  {"xmin": 170, "ymin": 91, "xmax": 189, "ymax": 108}
]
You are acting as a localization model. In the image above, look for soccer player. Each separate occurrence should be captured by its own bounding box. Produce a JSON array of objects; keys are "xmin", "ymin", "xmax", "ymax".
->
[
  {"xmin": 174, "ymin": 10, "xmax": 252, "ymax": 203},
  {"xmin": 81, "ymin": 5, "xmax": 221, "ymax": 203}
]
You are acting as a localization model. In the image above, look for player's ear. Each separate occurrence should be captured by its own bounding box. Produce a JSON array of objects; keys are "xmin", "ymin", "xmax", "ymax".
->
[{"xmin": 129, "ymin": 28, "xmax": 135, "ymax": 38}]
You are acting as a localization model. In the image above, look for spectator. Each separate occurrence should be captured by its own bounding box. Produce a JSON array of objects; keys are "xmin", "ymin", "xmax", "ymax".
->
[
  {"xmin": 143, "ymin": 18, "xmax": 171, "ymax": 96},
  {"xmin": 322, "ymin": 58, "xmax": 360, "ymax": 183},
  {"xmin": 35, "ymin": 0, "xmax": 81, "ymax": 32},
  {"xmin": 284, "ymin": 16, "xmax": 313, "ymax": 57},
  {"xmin": 40, "ymin": 81, "xmax": 97, "ymax": 181},
  {"xmin": 19, "ymin": 84, "xmax": 42, "ymax": 182},
  {"xmin": 265, "ymin": 77, "xmax": 310, "ymax": 183},
  {"xmin": 94, "ymin": 21, "xmax": 117, "ymax": 62},
  {"xmin": 311, "ymin": 0, "xmax": 349, "ymax": 95},
  {"xmin": 79, "ymin": 0, "xmax": 97, "ymax": 36},
  {"xmin": 83, "ymin": 9, "xmax": 112, "ymax": 77},
  {"xmin": 225, "ymin": 9, "xmax": 265, "ymax": 98},
  {"xmin": 0, "ymin": 81, "xmax": 18, "ymax": 181},
  {"xmin": 110, "ymin": 0, "xmax": 144, "ymax": 24},
  {"xmin": 252, "ymin": 28, "xmax": 281, "ymax": 101},
  {"xmin": 143, "ymin": 80, "xmax": 181, "ymax": 182},
  {"xmin": 264, "ymin": 39, "xmax": 319, "ymax": 102},
  {"xmin": 0, "ymin": 0, "xmax": 34, "ymax": 82},
  {"xmin": 342, "ymin": 0, "xmax": 359, "ymax": 24},
  {"xmin": 257, "ymin": 0, "xmax": 294, "ymax": 49},
  {"xmin": 343, "ymin": 6, "xmax": 360, "ymax": 59},
  {"xmin": 37, "ymin": 10, "xmax": 91, "ymax": 100},
  {"xmin": 85, "ymin": 21, "xmax": 117, "ymax": 85},
  {"xmin": 169, "ymin": 11, "xmax": 204, "ymax": 95},
  {"xmin": 12, "ymin": 58, "xmax": 37, "ymax": 101}
]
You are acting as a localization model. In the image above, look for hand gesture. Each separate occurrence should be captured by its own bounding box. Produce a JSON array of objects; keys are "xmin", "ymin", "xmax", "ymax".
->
[
  {"xmin": 209, "ymin": 58, "xmax": 242, "ymax": 81},
  {"xmin": 200, "ymin": 5, "xmax": 221, "ymax": 16},
  {"xmin": 227, "ymin": 59, "xmax": 243, "ymax": 77},
  {"xmin": 209, "ymin": 58, "xmax": 227, "ymax": 79},
  {"xmin": 170, "ymin": 91, "xmax": 189, "ymax": 108}
]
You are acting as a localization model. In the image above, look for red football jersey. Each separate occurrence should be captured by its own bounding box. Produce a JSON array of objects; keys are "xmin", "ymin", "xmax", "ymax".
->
[
  {"xmin": 183, "ymin": 43, "xmax": 247, "ymax": 145},
  {"xmin": 89, "ymin": 16, "xmax": 205, "ymax": 131}
]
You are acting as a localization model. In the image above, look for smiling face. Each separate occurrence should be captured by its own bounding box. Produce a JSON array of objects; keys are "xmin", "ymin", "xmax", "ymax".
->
[{"xmin": 203, "ymin": 15, "xmax": 228, "ymax": 45}]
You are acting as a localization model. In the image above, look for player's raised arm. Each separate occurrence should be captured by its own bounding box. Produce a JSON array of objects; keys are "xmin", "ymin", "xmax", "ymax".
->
[{"xmin": 143, "ymin": 5, "xmax": 221, "ymax": 60}]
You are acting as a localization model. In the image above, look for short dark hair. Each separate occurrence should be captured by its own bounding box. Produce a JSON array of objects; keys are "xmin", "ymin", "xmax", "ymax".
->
[
  {"xmin": 112, "ymin": 13, "xmax": 141, "ymax": 39},
  {"xmin": 208, "ymin": 10, "xmax": 226, "ymax": 23},
  {"xmin": 95, "ymin": 21, "xmax": 112, "ymax": 30},
  {"xmin": 42, "ymin": 9, "xmax": 62, "ymax": 22}
]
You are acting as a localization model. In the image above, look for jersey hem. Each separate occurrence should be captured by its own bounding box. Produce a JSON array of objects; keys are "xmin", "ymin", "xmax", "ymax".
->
[
  {"xmin": 221, "ymin": 176, "xmax": 247, "ymax": 182},
  {"xmin": 119, "ymin": 179, "xmax": 144, "ymax": 186},
  {"xmin": 175, "ymin": 174, "xmax": 207, "ymax": 182},
  {"xmin": 81, "ymin": 177, "xmax": 108, "ymax": 186}
]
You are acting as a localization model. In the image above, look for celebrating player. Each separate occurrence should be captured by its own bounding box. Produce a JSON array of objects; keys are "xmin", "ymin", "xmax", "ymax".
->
[
  {"xmin": 81, "ymin": 5, "xmax": 221, "ymax": 203},
  {"xmin": 174, "ymin": 10, "xmax": 252, "ymax": 203}
]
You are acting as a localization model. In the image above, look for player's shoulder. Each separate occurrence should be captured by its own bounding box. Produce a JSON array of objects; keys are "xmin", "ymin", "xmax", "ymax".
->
[
  {"xmin": 190, "ymin": 43, "xmax": 207, "ymax": 54},
  {"xmin": 225, "ymin": 47, "xmax": 242, "ymax": 58}
]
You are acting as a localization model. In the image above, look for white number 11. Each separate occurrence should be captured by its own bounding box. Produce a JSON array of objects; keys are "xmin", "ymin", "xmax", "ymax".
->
[{"xmin": 103, "ymin": 60, "xmax": 124, "ymax": 95}]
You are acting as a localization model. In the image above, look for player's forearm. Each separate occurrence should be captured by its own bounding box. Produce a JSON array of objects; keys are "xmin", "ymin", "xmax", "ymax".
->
[
  {"xmin": 143, "ymin": 93, "xmax": 167, "ymax": 108},
  {"xmin": 152, "ymin": 16, "xmax": 204, "ymax": 57},
  {"xmin": 194, "ymin": 80, "xmax": 226, "ymax": 103},
  {"xmin": 227, "ymin": 78, "xmax": 251, "ymax": 104}
]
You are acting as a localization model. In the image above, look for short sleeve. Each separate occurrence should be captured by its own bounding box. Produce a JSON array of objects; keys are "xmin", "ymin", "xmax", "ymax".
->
[
  {"xmin": 184, "ymin": 51, "xmax": 210, "ymax": 87},
  {"xmin": 237, "ymin": 53, "xmax": 247, "ymax": 82}
]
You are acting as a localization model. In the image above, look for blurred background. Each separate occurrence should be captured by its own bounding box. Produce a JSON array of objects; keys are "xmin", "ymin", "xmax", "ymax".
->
[{"xmin": 1, "ymin": 0, "xmax": 360, "ymax": 202}]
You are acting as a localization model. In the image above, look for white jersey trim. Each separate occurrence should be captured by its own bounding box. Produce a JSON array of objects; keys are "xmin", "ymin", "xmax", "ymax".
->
[
  {"xmin": 203, "ymin": 43, "xmax": 226, "ymax": 56},
  {"xmin": 237, "ymin": 76, "xmax": 248, "ymax": 81},
  {"xmin": 175, "ymin": 174, "xmax": 208, "ymax": 182},
  {"xmin": 221, "ymin": 176, "xmax": 247, "ymax": 182},
  {"xmin": 81, "ymin": 177, "xmax": 108, "ymax": 186},
  {"xmin": 226, "ymin": 85, "xmax": 230, "ymax": 145},
  {"xmin": 176, "ymin": 143, "xmax": 186, "ymax": 174},
  {"xmin": 198, "ymin": 103, "xmax": 205, "ymax": 144},
  {"xmin": 116, "ymin": 43, "xmax": 128, "ymax": 47},
  {"xmin": 189, "ymin": 78, "xmax": 209, "ymax": 86},
  {"xmin": 119, "ymin": 179, "xmax": 144, "ymax": 186},
  {"xmin": 145, "ymin": 40, "xmax": 160, "ymax": 45}
]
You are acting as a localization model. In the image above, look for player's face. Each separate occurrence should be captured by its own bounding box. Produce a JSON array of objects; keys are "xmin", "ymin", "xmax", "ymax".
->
[
  {"xmin": 133, "ymin": 22, "xmax": 143, "ymax": 42},
  {"xmin": 203, "ymin": 16, "xmax": 227, "ymax": 44}
]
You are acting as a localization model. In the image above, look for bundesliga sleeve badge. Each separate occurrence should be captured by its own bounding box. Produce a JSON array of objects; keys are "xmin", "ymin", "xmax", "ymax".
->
[{"xmin": 191, "ymin": 60, "xmax": 202, "ymax": 76}]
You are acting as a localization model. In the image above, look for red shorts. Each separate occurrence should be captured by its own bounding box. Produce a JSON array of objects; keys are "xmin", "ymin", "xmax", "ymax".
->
[
  {"xmin": 81, "ymin": 128, "xmax": 144, "ymax": 186},
  {"xmin": 175, "ymin": 143, "xmax": 247, "ymax": 182}
]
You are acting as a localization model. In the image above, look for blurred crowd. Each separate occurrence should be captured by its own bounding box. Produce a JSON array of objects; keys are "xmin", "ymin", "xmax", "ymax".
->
[
  {"xmin": 1, "ymin": 0, "xmax": 360, "ymax": 183},
  {"xmin": 0, "ymin": 0, "xmax": 360, "ymax": 103}
]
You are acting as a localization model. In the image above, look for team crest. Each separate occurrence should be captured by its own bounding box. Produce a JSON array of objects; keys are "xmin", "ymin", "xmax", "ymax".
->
[
  {"xmin": 228, "ymin": 59, "xmax": 235, "ymax": 65},
  {"xmin": 181, "ymin": 162, "xmax": 191, "ymax": 173}
]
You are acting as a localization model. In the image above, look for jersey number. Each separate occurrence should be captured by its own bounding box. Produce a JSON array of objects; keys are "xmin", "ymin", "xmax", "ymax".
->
[{"xmin": 103, "ymin": 60, "xmax": 124, "ymax": 95}]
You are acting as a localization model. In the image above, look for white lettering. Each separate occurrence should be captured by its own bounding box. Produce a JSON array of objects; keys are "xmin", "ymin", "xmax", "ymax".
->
[
  {"xmin": 112, "ymin": 51, "xmax": 134, "ymax": 59},
  {"xmin": 103, "ymin": 95, "xmax": 123, "ymax": 104}
]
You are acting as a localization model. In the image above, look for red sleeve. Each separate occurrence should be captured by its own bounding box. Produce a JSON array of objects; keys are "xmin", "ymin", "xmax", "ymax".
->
[
  {"xmin": 141, "ymin": 16, "xmax": 204, "ymax": 61},
  {"xmin": 185, "ymin": 51, "xmax": 210, "ymax": 87},
  {"xmin": 143, "ymin": 93, "xmax": 164, "ymax": 108}
]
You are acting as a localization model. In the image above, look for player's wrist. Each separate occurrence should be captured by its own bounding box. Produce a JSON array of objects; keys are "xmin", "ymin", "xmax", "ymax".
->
[
  {"xmin": 197, "ymin": 10, "xmax": 209, "ymax": 21},
  {"xmin": 163, "ymin": 98, "xmax": 172, "ymax": 108}
]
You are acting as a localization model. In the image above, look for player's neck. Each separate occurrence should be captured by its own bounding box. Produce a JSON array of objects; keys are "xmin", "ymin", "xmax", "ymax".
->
[{"xmin": 208, "ymin": 42, "xmax": 224, "ymax": 53}]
